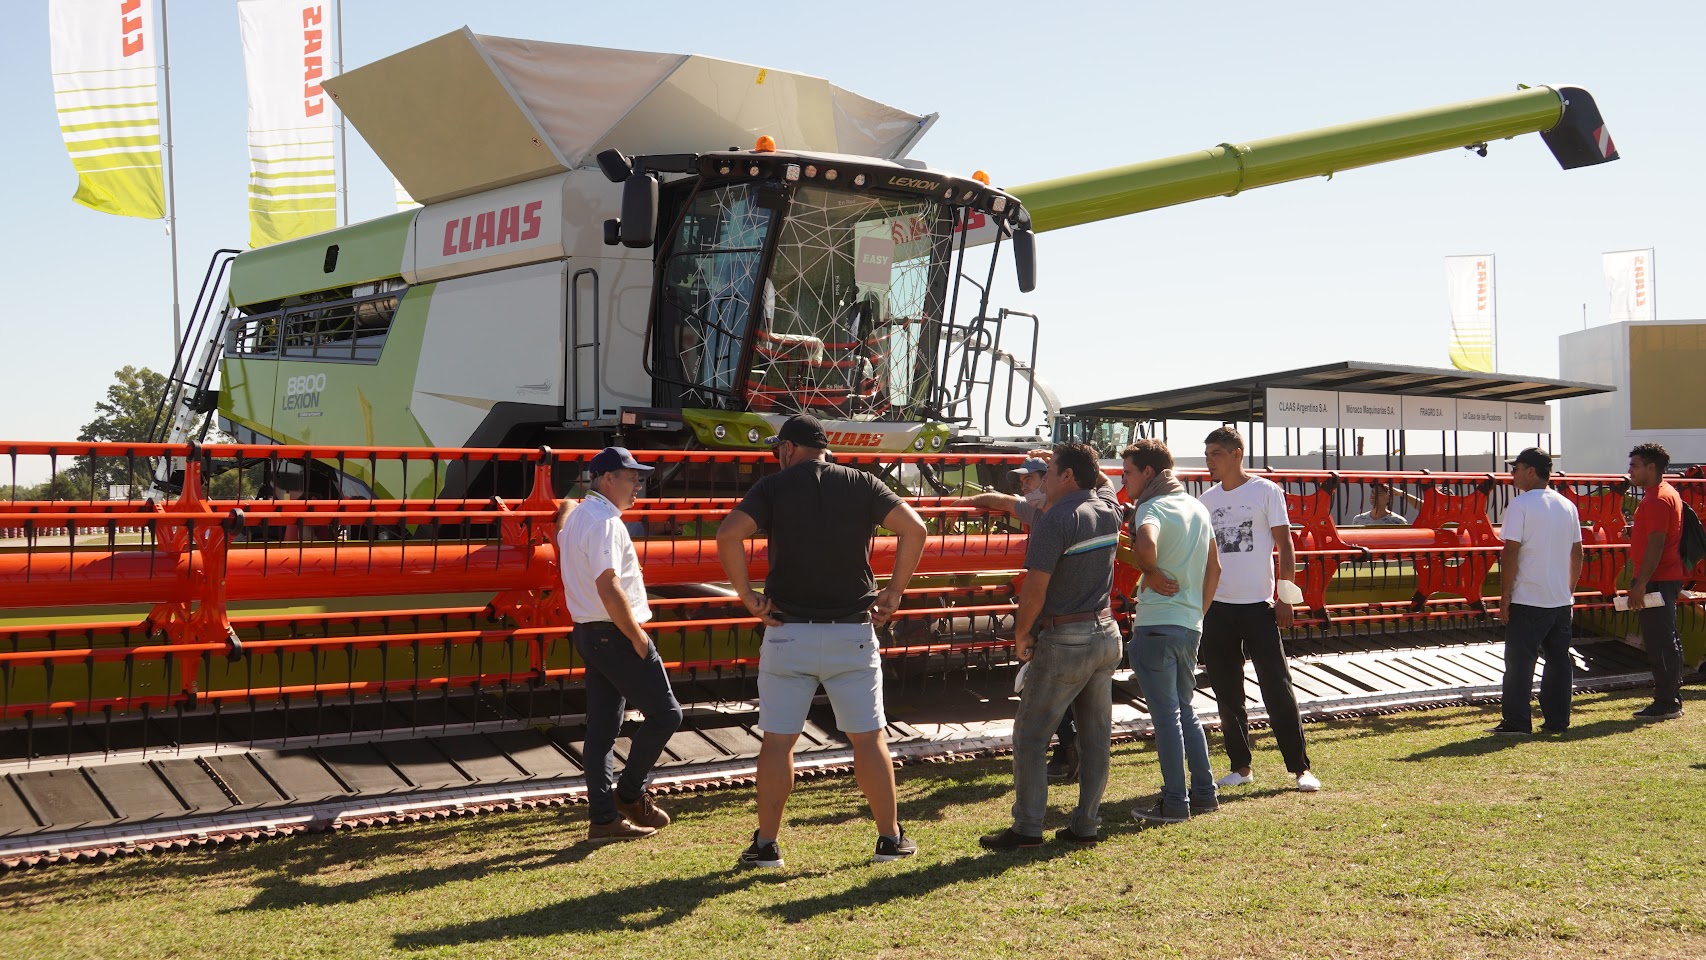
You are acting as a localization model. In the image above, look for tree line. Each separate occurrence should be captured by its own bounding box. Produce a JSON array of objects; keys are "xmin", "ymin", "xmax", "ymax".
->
[{"xmin": 5, "ymin": 366, "xmax": 249, "ymax": 501}]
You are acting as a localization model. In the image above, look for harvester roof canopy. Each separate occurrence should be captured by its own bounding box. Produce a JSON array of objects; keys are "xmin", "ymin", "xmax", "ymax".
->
[
  {"xmin": 324, "ymin": 28, "xmax": 935, "ymax": 205},
  {"xmin": 1062, "ymin": 361, "xmax": 1614, "ymax": 423}
]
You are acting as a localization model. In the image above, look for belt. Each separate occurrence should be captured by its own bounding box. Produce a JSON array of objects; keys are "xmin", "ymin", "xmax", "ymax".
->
[
  {"xmin": 1037, "ymin": 608, "xmax": 1111, "ymax": 632},
  {"xmin": 772, "ymin": 610, "xmax": 872, "ymax": 624},
  {"xmin": 574, "ymin": 620, "xmax": 617, "ymax": 630}
]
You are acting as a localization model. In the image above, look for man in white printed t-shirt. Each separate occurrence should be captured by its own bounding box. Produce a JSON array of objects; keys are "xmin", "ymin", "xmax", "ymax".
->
[
  {"xmin": 556, "ymin": 447, "xmax": 683, "ymax": 843},
  {"xmin": 1491, "ymin": 447, "xmax": 1583, "ymax": 735},
  {"xmin": 1198, "ymin": 427, "xmax": 1320, "ymax": 793}
]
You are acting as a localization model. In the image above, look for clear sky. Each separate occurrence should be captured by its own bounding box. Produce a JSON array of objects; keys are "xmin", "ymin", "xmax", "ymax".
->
[{"xmin": 3, "ymin": 1, "xmax": 1700, "ymax": 475}]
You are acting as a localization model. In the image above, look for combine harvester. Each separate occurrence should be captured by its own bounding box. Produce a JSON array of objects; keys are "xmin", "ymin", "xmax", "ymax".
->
[{"xmin": 6, "ymin": 30, "xmax": 1693, "ymax": 867}]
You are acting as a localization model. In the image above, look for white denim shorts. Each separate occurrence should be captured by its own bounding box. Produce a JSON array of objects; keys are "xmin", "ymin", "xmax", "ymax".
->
[{"xmin": 757, "ymin": 621, "xmax": 885, "ymax": 735}]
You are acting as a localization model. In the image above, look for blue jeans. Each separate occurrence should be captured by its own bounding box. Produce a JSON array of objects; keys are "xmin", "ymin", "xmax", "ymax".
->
[
  {"xmin": 1501, "ymin": 604, "xmax": 1574, "ymax": 731},
  {"xmin": 1130, "ymin": 624, "xmax": 1217, "ymax": 810},
  {"xmin": 574, "ymin": 623, "xmax": 683, "ymax": 824},
  {"xmin": 1011, "ymin": 617, "xmax": 1123, "ymax": 836}
]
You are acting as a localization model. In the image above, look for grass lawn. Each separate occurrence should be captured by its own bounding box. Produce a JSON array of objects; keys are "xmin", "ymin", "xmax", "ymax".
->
[{"xmin": 1, "ymin": 688, "xmax": 1702, "ymax": 960}]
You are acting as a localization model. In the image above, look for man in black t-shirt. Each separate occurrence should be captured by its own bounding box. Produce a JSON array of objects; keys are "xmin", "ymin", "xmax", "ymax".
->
[{"xmin": 716, "ymin": 415, "xmax": 928, "ymax": 868}]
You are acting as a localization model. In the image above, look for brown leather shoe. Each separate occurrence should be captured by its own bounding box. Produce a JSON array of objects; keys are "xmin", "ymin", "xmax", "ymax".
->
[
  {"xmin": 587, "ymin": 817, "xmax": 655, "ymax": 843},
  {"xmin": 615, "ymin": 792, "xmax": 671, "ymax": 830}
]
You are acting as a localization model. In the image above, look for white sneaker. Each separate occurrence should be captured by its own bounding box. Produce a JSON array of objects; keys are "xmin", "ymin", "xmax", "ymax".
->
[
  {"xmin": 1215, "ymin": 771, "xmax": 1253, "ymax": 788},
  {"xmin": 1295, "ymin": 771, "xmax": 1321, "ymax": 792}
]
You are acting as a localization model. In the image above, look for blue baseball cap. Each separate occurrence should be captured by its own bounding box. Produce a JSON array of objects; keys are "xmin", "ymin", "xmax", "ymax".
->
[
  {"xmin": 1009, "ymin": 457, "xmax": 1048, "ymax": 476},
  {"xmin": 587, "ymin": 446, "xmax": 654, "ymax": 476}
]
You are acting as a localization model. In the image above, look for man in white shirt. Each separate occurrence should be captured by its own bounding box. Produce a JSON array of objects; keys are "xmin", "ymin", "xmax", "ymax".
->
[
  {"xmin": 557, "ymin": 447, "xmax": 683, "ymax": 842},
  {"xmin": 1492, "ymin": 447, "xmax": 1583, "ymax": 735},
  {"xmin": 1199, "ymin": 427, "xmax": 1320, "ymax": 793}
]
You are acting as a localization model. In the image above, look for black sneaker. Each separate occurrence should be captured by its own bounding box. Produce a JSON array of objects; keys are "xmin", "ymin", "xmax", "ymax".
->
[
  {"xmin": 1488, "ymin": 723, "xmax": 1532, "ymax": 736},
  {"xmin": 1189, "ymin": 799, "xmax": 1220, "ymax": 815},
  {"xmin": 1053, "ymin": 826, "xmax": 1098, "ymax": 846},
  {"xmin": 978, "ymin": 827, "xmax": 1045, "ymax": 850},
  {"xmin": 737, "ymin": 831, "xmax": 783, "ymax": 869},
  {"xmin": 1538, "ymin": 722, "xmax": 1569, "ymax": 734},
  {"xmin": 1131, "ymin": 800, "xmax": 1189, "ymax": 824},
  {"xmin": 1633, "ymin": 704, "xmax": 1684, "ymax": 721},
  {"xmin": 874, "ymin": 827, "xmax": 917, "ymax": 862},
  {"xmin": 1047, "ymin": 741, "xmax": 1080, "ymax": 782}
]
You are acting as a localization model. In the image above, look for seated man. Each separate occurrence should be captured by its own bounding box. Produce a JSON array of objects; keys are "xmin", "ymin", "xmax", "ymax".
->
[{"xmin": 1351, "ymin": 482, "xmax": 1418, "ymax": 525}]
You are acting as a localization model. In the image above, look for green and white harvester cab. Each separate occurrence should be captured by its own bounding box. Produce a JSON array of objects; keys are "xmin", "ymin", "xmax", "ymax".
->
[{"xmin": 166, "ymin": 28, "xmax": 1617, "ymax": 500}]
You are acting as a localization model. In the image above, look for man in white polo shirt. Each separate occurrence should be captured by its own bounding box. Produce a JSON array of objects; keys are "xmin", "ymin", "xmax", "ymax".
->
[
  {"xmin": 557, "ymin": 446, "xmax": 682, "ymax": 842},
  {"xmin": 1199, "ymin": 426, "xmax": 1320, "ymax": 793},
  {"xmin": 1492, "ymin": 447, "xmax": 1583, "ymax": 734}
]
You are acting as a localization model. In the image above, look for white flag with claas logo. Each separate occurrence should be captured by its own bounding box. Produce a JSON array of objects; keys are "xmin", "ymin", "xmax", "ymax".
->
[
  {"xmin": 1603, "ymin": 248, "xmax": 1655, "ymax": 323},
  {"xmin": 239, "ymin": 0, "xmax": 339, "ymax": 247},
  {"xmin": 1445, "ymin": 254, "xmax": 1495, "ymax": 372},
  {"xmin": 48, "ymin": 0, "xmax": 166, "ymax": 218}
]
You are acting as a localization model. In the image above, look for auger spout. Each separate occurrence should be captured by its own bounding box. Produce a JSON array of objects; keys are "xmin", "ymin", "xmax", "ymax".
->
[{"xmin": 1012, "ymin": 85, "xmax": 1617, "ymax": 233}]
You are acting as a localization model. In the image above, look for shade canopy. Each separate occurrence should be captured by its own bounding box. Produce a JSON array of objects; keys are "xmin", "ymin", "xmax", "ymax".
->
[
  {"xmin": 1062, "ymin": 361, "xmax": 1614, "ymax": 423},
  {"xmin": 324, "ymin": 29, "xmax": 935, "ymax": 205}
]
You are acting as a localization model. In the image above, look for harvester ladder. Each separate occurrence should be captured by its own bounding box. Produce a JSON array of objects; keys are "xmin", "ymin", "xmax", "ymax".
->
[
  {"xmin": 568, "ymin": 268, "xmax": 602, "ymax": 421},
  {"xmin": 149, "ymin": 249, "xmax": 241, "ymax": 490}
]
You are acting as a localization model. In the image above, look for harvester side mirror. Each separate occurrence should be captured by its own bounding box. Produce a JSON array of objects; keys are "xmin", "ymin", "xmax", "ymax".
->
[
  {"xmin": 619, "ymin": 174, "xmax": 658, "ymax": 249},
  {"xmin": 596, "ymin": 148, "xmax": 633, "ymax": 183},
  {"xmin": 1012, "ymin": 227, "xmax": 1037, "ymax": 293}
]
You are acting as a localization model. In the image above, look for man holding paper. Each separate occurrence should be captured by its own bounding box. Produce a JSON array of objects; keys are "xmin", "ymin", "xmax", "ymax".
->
[
  {"xmin": 1199, "ymin": 427, "xmax": 1320, "ymax": 793},
  {"xmin": 1626, "ymin": 443, "xmax": 1687, "ymax": 721}
]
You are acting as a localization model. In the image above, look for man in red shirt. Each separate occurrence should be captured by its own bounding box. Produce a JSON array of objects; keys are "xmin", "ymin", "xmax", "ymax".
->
[{"xmin": 1626, "ymin": 443, "xmax": 1686, "ymax": 720}]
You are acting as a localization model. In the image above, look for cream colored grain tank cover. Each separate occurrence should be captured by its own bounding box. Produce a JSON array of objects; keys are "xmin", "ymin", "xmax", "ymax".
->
[{"xmin": 324, "ymin": 28, "xmax": 930, "ymax": 206}]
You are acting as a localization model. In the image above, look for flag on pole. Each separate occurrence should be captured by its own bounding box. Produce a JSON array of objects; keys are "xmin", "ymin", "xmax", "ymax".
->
[
  {"xmin": 48, "ymin": 0, "xmax": 166, "ymax": 218},
  {"xmin": 1602, "ymin": 248, "xmax": 1656, "ymax": 322},
  {"xmin": 1445, "ymin": 254, "xmax": 1496, "ymax": 372},
  {"xmin": 239, "ymin": 0, "xmax": 339, "ymax": 247},
  {"xmin": 394, "ymin": 176, "xmax": 419, "ymax": 210}
]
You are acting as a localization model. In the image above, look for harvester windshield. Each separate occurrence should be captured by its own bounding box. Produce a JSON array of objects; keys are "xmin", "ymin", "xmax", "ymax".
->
[{"xmin": 647, "ymin": 156, "xmax": 1028, "ymax": 427}]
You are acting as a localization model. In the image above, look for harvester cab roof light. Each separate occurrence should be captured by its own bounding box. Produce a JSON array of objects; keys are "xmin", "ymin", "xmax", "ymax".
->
[
  {"xmin": 719, "ymin": 164, "xmax": 731, "ymax": 174},
  {"xmin": 754, "ymin": 135, "xmax": 776, "ymax": 153},
  {"xmin": 991, "ymin": 196, "xmax": 1007, "ymax": 213},
  {"xmin": 972, "ymin": 170, "xmax": 990, "ymax": 185},
  {"xmin": 804, "ymin": 164, "xmax": 818, "ymax": 178},
  {"xmin": 784, "ymin": 163, "xmax": 801, "ymax": 182},
  {"xmin": 824, "ymin": 169, "xmax": 838, "ymax": 181},
  {"xmin": 748, "ymin": 164, "xmax": 761, "ymax": 176},
  {"xmin": 852, "ymin": 173, "xmax": 866, "ymax": 186}
]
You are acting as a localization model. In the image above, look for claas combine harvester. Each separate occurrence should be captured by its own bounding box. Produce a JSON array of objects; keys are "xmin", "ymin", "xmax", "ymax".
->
[{"xmin": 8, "ymin": 30, "xmax": 1694, "ymax": 866}]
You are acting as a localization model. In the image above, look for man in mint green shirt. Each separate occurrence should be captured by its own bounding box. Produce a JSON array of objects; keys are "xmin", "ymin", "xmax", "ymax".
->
[{"xmin": 1122, "ymin": 439, "xmax": 1222, "ymax": 824}]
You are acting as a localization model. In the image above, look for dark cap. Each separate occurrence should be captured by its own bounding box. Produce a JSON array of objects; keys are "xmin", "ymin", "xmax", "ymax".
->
[
  {"xmin": 587, "ymin": 446, "xmax": 654, "ymax": 476},
  {"xmin": 1506, "ymin": 447, "xmax": 1553, "ymax": 473},
  {"xmin": 765, "ymin": 414, "xmax": 830, "ymax": 449},
  {"xmin": 1009, "ymin": 457, "xmax": 1049, "ymax": 476}
]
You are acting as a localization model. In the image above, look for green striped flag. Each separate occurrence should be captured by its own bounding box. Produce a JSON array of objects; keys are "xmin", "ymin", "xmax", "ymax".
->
[
  {"xmin": 239, "ymin": 0, "xmax": 338, "ymax": 247},
  {"xmin": 49, "ymin": 0, "xmax": 165, "ymax": 219}
]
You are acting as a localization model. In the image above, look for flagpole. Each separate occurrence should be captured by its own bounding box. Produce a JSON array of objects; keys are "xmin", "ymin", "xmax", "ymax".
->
[
  {"xmin": 1490, "ymin": 253, "xmax": 1499, "ymax": 371},
  {"xmin": 335, "ymin": 0, "xmax": 347, "ymax": 226},
  {"xmin": 1649, "ymin": 247, "xmax": 1658, "ymax": 320},
  {"xmin": 159, "ymin": 0, "xmax": 183, "ymax": 356}
]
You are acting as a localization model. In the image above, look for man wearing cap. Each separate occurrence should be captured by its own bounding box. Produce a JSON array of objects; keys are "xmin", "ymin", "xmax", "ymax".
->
[
  {"xmin": 1012, "ymin": 454, "xmax": 1050, "ymax": 513},
  {"xmin": 1491, "ymin": 448, "xmax": 1582, "ymax": 735},
  {"xmin": 716, "ymin": 415, "xmax": 928, "ymax": 867},
  {"xmin": 556, "ymin": 447, "xmax": 682, "ymax": 842}
]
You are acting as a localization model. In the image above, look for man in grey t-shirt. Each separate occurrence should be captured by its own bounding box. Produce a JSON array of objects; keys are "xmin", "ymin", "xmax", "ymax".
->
[{"xmin": 978, "ymin": 442, "xmax": 1124, "ymax": 849}]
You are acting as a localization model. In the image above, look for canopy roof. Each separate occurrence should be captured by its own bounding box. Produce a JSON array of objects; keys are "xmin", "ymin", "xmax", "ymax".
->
[
  {"xmin": 324, "ymin": 29, "xmax": 935, "ymax": 205},
  {"xmin": 1061, "ymin": 361, "xmax": 1614, "ymax": 423}
]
